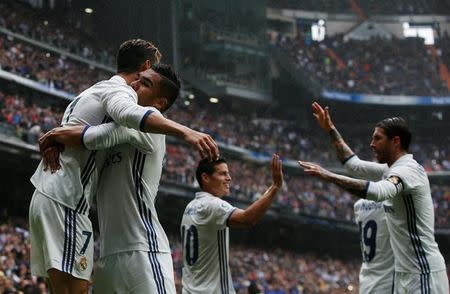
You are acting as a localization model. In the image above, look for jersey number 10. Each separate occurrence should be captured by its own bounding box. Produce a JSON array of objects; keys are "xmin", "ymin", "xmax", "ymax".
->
[
  {"xmin": 358, "ymin": 220, "xmax": 377, "ymax": 262},
  {"xmin": 181, "ymin": 225, "xmax": 199, "ymax": 266}
]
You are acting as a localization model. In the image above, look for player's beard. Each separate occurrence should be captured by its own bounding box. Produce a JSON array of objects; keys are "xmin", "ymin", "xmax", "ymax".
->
[{"xmin": 374, "ymin": 147, "xmax": 390, "ymax": 164}]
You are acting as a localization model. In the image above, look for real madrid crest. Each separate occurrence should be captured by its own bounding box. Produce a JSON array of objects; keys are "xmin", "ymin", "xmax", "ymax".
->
[{"xmin": 78, "ymin": 256, "xmax": 88, "ymax": 271}]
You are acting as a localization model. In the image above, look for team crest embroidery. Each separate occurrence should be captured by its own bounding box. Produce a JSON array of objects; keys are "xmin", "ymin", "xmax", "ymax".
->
[{"xmin": 78, "ymin": 256, "xmax": 88, "ymax": 271}]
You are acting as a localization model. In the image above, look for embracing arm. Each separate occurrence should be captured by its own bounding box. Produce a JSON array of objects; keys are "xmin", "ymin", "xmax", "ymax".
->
[{"xmin": 102, "ymin": 89, "xmax": 218, "ymax": 159}]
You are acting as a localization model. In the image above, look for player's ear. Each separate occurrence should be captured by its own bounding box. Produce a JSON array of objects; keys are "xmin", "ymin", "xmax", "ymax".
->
[
  {"xmin": 140, "ymin": 60, "xmax": 151, "ymax": 71},
  {"xmin": 157, "ymin": 97, "xmax": 168, "ymax": 113},
  {"xmin": 392, "ymin": 136, "xmax": 401, "ymax": 148},
  {"xmin": 201, "ymin": 173, "xmax": 209, "ymax": 186}
]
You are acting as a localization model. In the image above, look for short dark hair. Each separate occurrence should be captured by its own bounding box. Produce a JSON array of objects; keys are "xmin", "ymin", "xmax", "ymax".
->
[
  {"xmin": 152, "ymin": 63, "xmax": 181, "ymax": 112},
  {"xmin": 117, "ymin": 39, "xmax": 161, "ymax": 73},
  {"xmin": 376, "ymin": 117, "xmax": 412, "ymax": 150},
  {"xmin": 195, "ymin": 158, "xmax": 227, "ymax": 189}
]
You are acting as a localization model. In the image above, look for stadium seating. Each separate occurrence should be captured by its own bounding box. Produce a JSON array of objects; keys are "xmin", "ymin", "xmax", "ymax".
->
[
  {"xmin": 274, "ymin": 34, "xmax": 449, "ymax": 96},
  {"xmin": 267, "ymin": 0, "xmax": 450, "ymax": 15}
]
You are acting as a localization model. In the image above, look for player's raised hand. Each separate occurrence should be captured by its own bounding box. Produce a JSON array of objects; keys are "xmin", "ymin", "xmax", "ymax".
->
[
  {"xmin": 312, "ymin": 102, "xmax": 334, "ymax": 131},
  {"xmin": 183, "ymin": 128, "xmax": 219, "ymax": 161},
  {"xmin": 271, "ymin": 154, "xmax": 283, "ymax": 189}
]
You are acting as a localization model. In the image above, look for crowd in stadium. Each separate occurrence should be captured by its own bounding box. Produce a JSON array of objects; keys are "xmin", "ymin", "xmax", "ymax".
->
[
  {"xmin": 3, "ymin": 0, "xmax": 450, "ymax": 99},
  {"xmin": 0, "ymin": 34, "xmax": 109, "ymax": 95},
  {"xmin": 1, "ymin": 86, "xmax": 449, "ymax": 171},
  {"xmin": 0, "ymin": 220, "xmax": 362, "ymax": 293},
  {"xmin": 0, "ymin": 220, "xmax": 47, "ymax": 294},
  {"xmin": 1, "ymin": 1, "xmax": 450, "ymax": 293},
  {"xmin": 275, "ymin": 33, "xmax": 449, "ymax": 96},
  {"xmin": 164, "ymin": 144, "xmax": 450, "ymax": 228},
  {"xmin": 0, "ymin": 87, "xmax": 449, "ymax": 228},
  {"xmin": 0, "ymin": 0, "xmax": 115, "ymax": 67},
  {"xmin": 267, "ymin": 0, "xmax": 450, "ymax": 15},
  {"xmin": 171, "ymin": 240, "xmax": 361, "ymax": 293}
]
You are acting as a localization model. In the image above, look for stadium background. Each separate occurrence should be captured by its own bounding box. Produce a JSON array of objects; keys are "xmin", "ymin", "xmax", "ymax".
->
[{"xmin": 0, "ymin": 0, "xmax": 449, "ymax": 292}]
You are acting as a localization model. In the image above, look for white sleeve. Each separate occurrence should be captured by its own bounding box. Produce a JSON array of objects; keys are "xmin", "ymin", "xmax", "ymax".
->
[
  {"xmin": 387, "ymin": 164, "xmax": 421, "ymax": 190},
  {"xmin": 101, "ymin": 86, "xmax": 153, "ymax": 131},
  {"xmin": 209, "ymin": 199, "xmax": 237, "ymax": 227},
  {"xmin": 344, "ymin": 155, "xmax": 388, "ymax": 181},
  {"xmin": 366, "ymin": 178, "xmax": 404, "ymax": 202},
  {"xmin": 83, "ymin": 116, "xmax": 163, "ymax": 154}
]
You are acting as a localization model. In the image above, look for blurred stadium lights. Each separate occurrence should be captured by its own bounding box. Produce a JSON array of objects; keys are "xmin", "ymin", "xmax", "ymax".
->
[
  {"xmin": 188, "ymin": 93, "xmax": 195, "ymax": 100},
  {"xmin": 209, "ymin": 97, "xmax": 219, "ymax": 103},
  {"xmin": 84, "ymin": 8, "xmax": 94, "ymax": 14},
  {"xmin": 311, "ymin": 20, "xmax": 326, "ymax": 41},
  {"xmin": 403, "ymin": 22, "xmax": 434, "ymax": 45},
  {"xmin": 43, "ymin": 20, "xmax": 48, "ymax": 26},
  {"xmin": 184, "ymin": 100, "xmax": 191, "ymax": 106}
]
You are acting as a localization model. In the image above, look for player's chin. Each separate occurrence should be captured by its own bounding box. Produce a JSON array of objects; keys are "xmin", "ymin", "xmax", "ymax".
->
[{"xmin": 222, "ymin": 186, "xmax": 230, "ymax": 195}]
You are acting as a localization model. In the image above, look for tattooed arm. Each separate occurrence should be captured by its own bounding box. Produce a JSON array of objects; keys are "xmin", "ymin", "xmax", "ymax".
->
[
  {"xmin": 298, "ymin": 161, "xmax": 369, "ymax": 198},
  {"xmin": 312, "ymin": 102, "xmax": 355, "ymax": 163},
  {"xmin": 328, "ymin": 127, "xmax": 354, "ymax": 163}
]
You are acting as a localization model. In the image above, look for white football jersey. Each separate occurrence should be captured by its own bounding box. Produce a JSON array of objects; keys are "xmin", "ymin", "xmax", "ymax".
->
[
  {"xmin": 346, "ymin": 155, "xmax": 446, "ymax": 274},
  {"xmin": 181, "ymin": 192, "xmax": 237, "ymax": 294},
  {"xmin": 84, "ymin": 108, "xmax": 170, "ymax": 257},
  {"xmin": 30, "ymin": 75, "xmax": 150, "ymax": 214},
  {"xmin": 354, "ymin": 199, "xmax": 394, "ymax": 293}
]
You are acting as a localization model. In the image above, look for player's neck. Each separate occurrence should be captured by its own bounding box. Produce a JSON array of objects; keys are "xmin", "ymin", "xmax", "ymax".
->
[
  {"xmin": 118, "ymin": 72, "xmax": 139, "ymax": 86},
  {"xmin": 388, "ymin": 150, "xmax": 408, "ymax": 166}
]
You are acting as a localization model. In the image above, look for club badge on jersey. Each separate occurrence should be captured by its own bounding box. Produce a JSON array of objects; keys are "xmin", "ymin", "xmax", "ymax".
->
[{"xmin": 78, "ymin": 256, "xmax": 88, "ymax": 271}]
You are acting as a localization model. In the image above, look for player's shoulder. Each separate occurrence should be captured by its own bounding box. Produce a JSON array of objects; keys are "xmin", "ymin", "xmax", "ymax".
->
[
  {"xmin": 354, "ymin": 199, "xmax": 383, "ymax": 212},
  {"xmin": 98, "ymin": 76, "xmax": 135, "ymax": 95},
  {"xmin": 391, "ymin": 154, "xmax": 423, "ymax": 172},
  {"xmin": 354, "ymin": 198, "xmax": 366, "ymax": 211},
  {"xmin": 389, "ymin": 154, "xmax": 427, "ymax": 186},
  {"xmin": 194, "ymin": 192, "xmax": 228, "ymax": 210}
]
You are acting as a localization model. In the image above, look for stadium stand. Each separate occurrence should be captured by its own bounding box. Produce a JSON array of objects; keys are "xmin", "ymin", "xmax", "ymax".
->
[
  {"xmin": 0, "ymin": 0, "xmax": 449, "ymax": 292},
  {"xmin": 267, "ymin": 0, "xmax": 352, "ymax": 14},
  {"xmin": 0, "ymin": 0, "xmax": 115, "ymax": 67},
  {"xmin": 273, "ymin": 33, "xmax": 449, "ymax": 96},
  {"xmin": 0, "ymin": 220, "xmax": 362, "ymax": 293},
  {"xmin": 267, "ymin": 0, "xmax": 450, "ymax": 15},
  {"xmin": 0, "ymin": 34, "xmax": 110, "ymax": 94},
  {"xmin": 0, "ymin": 85, "xmax": 450, "ymax": 227}
]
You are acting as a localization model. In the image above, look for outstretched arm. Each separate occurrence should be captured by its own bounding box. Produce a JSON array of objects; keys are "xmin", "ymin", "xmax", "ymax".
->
[
  {"xmin": 227, "ymin": 154, "xmax": 283, "ymax": 228},
  {"xmin": 298, "ymin": 160, "xmax": 403, "ymax": 201},
  {"xmin": 299, "ymin": 160, "xmax": 368, "ymax": 197}
]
